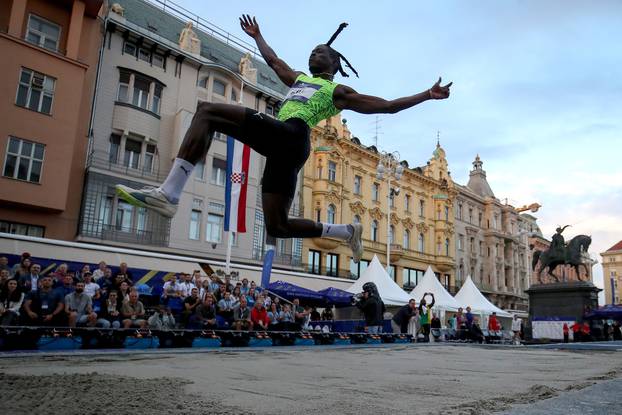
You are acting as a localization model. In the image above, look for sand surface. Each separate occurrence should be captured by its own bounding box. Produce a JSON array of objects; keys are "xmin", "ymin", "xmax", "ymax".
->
[{"xmin": 1, "ymin": 344, "xmax": 620, "ymax": 415}]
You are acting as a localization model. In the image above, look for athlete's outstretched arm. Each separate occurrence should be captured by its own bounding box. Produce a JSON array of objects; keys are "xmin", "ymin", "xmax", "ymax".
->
[
  {"xmin": 333, "ymin": 78, "xmax": 452, "ymax": 114},
  {"xmin": 239, "ymin": 15, "xmax": 300, "ymax": 87}
]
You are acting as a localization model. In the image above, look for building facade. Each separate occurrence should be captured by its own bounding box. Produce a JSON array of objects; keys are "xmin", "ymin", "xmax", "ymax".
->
[
  {"xmin": 301, "ymin": 119, "xmax": 457, "ymax": 292},
  {"xmin": 454, "ymin": 156, "xmax": 533, "ymax": 311},
  {"xmin": 601, "ymin": 241, "xmax": 622, "ymax": 304},
  {"xmin": 0, "ymin": 0, "xmax": 103, "ymax": 239},
  {"xmin": 77, "ymin": 0, "xmax": 302, "ymax": 267}
]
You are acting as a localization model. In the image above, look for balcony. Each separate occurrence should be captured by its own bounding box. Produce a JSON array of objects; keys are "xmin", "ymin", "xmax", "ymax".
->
[
  {"xmin": 112, "ymin": 101, "xmax": 161, "ymax": 142},
  {"xmin": 390, "ymin": 243, "xmax": 404, "ymax": 262},
  {"xmin": 311, "ymin": 237, "xmax": 340, "ymax": 250},
  {"xmin": 251, "ymin": 249, "xmax": 302, "ymax": 267},
  {"xmin": 80, "ymin": 221, "xmax": 169, "ymax": 247},
  {"xmin": 87, "ymin": 150, "xmax": 166, "ymax": 182}
]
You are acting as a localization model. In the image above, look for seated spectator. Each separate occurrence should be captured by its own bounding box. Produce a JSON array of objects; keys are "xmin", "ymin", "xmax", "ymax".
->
[
  {"xmin": 207, "ymin": 274, "xmax": 220, "ymax": 294},
  {"xmin": 78, "ymin": 264, "xmax": 91, "ymax": 282},
  {"xmin": 280, "ymin": 304, "xmax": 296, "ymax": 331},
  {"xmin": 250, "ymin": 280, "xmax": 262, "ymax": 294},
  {"xmin": 65, "ymin": 282, "xmax": 98, "ymax": 327},
  {"xmin": 0, "ymin": 269, "xmax": 10, "ymax": 290},
  {"xmin": 52, "ymin": 263, "xmax": 70, "ymax": 287},
  {"xmin": 189, "ymin": 295, "xmax": 218, "ymax": 330},
  {"xmin": 98, "ymin": 290, "xmax": 121, "ymax": 329},
  {"xmin": 0, "ymin": 256, "xmax": 9, "ymax": 274},
  {"xmin": 240, "ymin": 278, "xmax": 250, "ymax": 296},
  {"xmin": 83, "ymin": 272, "xmax": 100, "ymax": 298},
  {"xmin": 232, "ymin": 296, "xmax": 251, "ymax": 331},
  {"xmin": 214, "ymin": 283, "xmax": 228, "ymax": 302},
  {"xmin": 148, "ymin": 305, "xmax": 176, "ymax": 330},
  {"xmin": 182, "ymin": 287, "xmax": 201, "ymax": 325},
  {"xmin": 217, "ymin": 291, "xmax": 235, "ymax": 325},
  {"xmin": 191, "ymin": 270, "xmax": 202, "ymax": 286},
  {"xmin": 223, "ymin": 274, "xmax": 235, "ymax": 293},
  {"xmin": 245, "ymin": 287, "xmax": 257, "ymax": 307},
  {"xmin": 92, "ymin": 261, "xmax": 107, "ymax": 281},
  {"xmin": 97, "ymin": 267, "xmax": 114, "ymax": 295},
  {"xmin": 11, "ymin": 252, "xmax": 31, "ymax": 281},
  {"xmin": 117, "ymin": 281, "xmax": 131, "ymax": 307},
  {"xmin": 121, "ymin": 291, "xmax": 147, "ymax": 328},
  {"xmin": 263, "ymin": 294, "xmax": 272, "ymax": 309},
  {"xmin": 178, "ymin": 273, "xmax": 196, "ymax": 299},
  {"xmin": 251, "ymin": 300, "xmax": 270, "ymax": 331},
  {"xmin": 310, "ymin": 307, "xmax": 321, "ymax": 322},
  {"xmin": 430, "ymin": 313, "xmax": 442, "ymax": 341},
  {"xmin": 54, "ymin": 274, "xmax": 75, "ymax": 299},
  {"xmin": 115, "ymin": 262, "xmax": 133, "ymax": 281},
  {"xmin": 0, "ymin": 279, "xmax": 25, "ymax": 326},
  {"xmin": 162, "ymin": 275, "xmax": 182, "ymax": 300},
  {"xmin": 22, "ymin": 275, "xmax": 64, "ymax": 326},
  {"xmin": 321, "ymin": 307, "xmax": 334, "ymax": 321},
  {"xmin": 273, "ymin": 296, "xmax": 282, "ymax": 312},
  {"xmin": 267, "ymin": 303, "xmax": 283, "ymax": 331},
  {"xmin": 19, "ymin": 263, "xmax": 41, "ymax": 293},
  {"xmin": 293, "ymin": 299, "xmax": 308, "ymax": 330},
  {"xmin": 230, "ymin": 286, "xmax": 242, "ymax": 308}
]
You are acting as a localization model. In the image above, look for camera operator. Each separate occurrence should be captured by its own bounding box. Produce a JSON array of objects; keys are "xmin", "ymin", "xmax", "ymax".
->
[
  {"xmin": 391, "ymin": 299, "xmax": 417, "ymax": 334},
  {"xmin": 353, "ymin": 282, "xmax": 385, "ymax": 334}
]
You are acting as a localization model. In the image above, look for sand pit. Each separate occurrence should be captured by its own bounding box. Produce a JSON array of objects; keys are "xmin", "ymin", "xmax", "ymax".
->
[{"xmin": 1, "ymin": 345, "xmax": 620, "ymax": 415}]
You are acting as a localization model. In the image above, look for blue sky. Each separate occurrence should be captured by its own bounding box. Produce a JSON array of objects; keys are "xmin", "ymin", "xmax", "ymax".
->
[{"xmin": 174, "ymin": 0, "xmax": 622, "ymax": 298}]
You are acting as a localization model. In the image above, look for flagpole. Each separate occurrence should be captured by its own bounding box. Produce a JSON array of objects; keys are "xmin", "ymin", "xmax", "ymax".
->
[{"xmin": 225, "ymin": 231, "xmax": 233, "ymax": 274}]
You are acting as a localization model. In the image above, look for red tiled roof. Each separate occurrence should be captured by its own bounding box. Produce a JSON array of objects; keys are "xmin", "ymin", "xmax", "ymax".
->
[{"xmin": 606, "ymin": 240, "xmax": 622, "ymax": 252}]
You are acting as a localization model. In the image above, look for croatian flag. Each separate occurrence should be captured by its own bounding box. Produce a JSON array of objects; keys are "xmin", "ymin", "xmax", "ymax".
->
[{"xmin": 224, "ymin": 137, "xmax": 250, "ymax": 233}]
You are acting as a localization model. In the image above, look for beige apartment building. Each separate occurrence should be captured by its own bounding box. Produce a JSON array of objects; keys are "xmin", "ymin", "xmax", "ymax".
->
[
  {"xmin": 601, "ymin": 240, "xmax": 622, "ymax": 305},
  {"xmin": 301, "ymin": 119, "xmax": 457, "ymax": 291},
  {"xmin": 77, "ymin": 0, "xmax": 301, "ymax": 266},
  {"xmin": 0, "ymin": 0, "xmax": 103, "ymax": 239}
]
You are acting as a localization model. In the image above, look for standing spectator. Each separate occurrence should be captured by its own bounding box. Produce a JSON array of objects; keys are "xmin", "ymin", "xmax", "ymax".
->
[
  {"xmin": 563, "ymin": 323, "xmax": 569, "ymax": 343},
  {"xmin": 392, "ymin": 299, "xmax": 417, "ymax": 334},
  {"xmin": 191, "ymin": 270, "xmax": 202, "ymax": 286},
  {"xmin": 217, "ymin": 291, "xmax": 235, "ymax": 326},
  {"xmin": 213, "ymin": 283, "xmax": 227, "ymax": 302},
  {"xmin": 612, "ymin": 321, "xmax": 622, "ymax": 340},
  {"xmin": 602, "ymin": 320, "xmax": 610, "ymax": 341},
  {"xmin": 122, "ymin": 291, "xmax": 146, "ymax": 328},
  {"xmin": 92, "ymin": 261, "xmax": 107, "ymax": 281},
  {"xmin": 83, "ymin": 272, "xmax": 100, "ymax": 298},
  {"xmin": 232, "ymin": 296, "xmax": 251, "ymax": 330},
  {"xmin": 19, "ymin": 263, "xmax": 41, "ymax": 293},
  {"xmin": 430, "ymin": 313, "xmax": 442, "ymax": 342},
  {"xmin": 418, "ymin": 293, "xmax": 435, "ymax": 342},
  {"xmin": 240, "ymin": 278, "xmax": 250, "ymax": 296},
  {"xmin": 22, "ymin": 275, "xmax": 64, "ymax": 326},
  {"xmin": 251, "ymin": 300, "xmax": 269, "ymax": 331},
  {"xmin": 488, "ymin": 312, "xmax": 501, "ymax": 331},
  {"xmin": 54, "ymin": 274, "xmax": 75, "ymax": 299},
  {"xmin": 148, "ymin": 305, "xmax": 176, "ymax": 330},
  {"xmin": 353, "ymin": 284, "xmax": 385, "ymax": 335},
  {"xmin": 581, "ymin": 322, "xmax": 591, "ymax": 342},
  {"xmin": 116, "ymin": 262, "xmax": 133, "ymax": 282},
  {"xmin": 183, "ymin": 287, "xmax": 201, "ymax": 325},
  {"xmin": 465, "ymin": 306, "xmax": 474, "ymax": 328},
  {"xmin": 189, "ymin": 295, "xmax": 218, "ymax": 329},
  {"xmin": 310, "ymin": 307, "xmax": 321, "ymax": 322},
  {"xmin": 0, "ymin": 279, "xmax": 25, "ymax": 325},
  {"xmin": 293, "ymin": 298, "xmax": 308, "ymax": 330},
  {"xmin": 281, "ymin": 304, "xmax": 295, "ymax": 331},
  {"xmin": 0, "ymin": 256, "xmax": 9, "ymax": 274},
  {"xmin": 178, "ymin": 273, "xmax": 196, "ymax": 299},
  {"xmin": 456, "ymin": 307, "xmax": 465, "ymax": 329},
  {"xmin": 11, "ymin": 253, "xmax": 32, "ymax": 279},
  {"xmin": 65, "ymin": 282, "xmax": 97, "ymax": 327},
  {"xmin": 321, "ymin": 306, "xmax": 334, "ymax": 321},
  {"xmin": 267, "ymin": 303, "xmax": 283, "ymax": 330},
  {"xmin": 470, "ymin": 317, "xmax": 485, "ymax": 343},
  {"xmin": 511, "ymin": 315, "xmax": 522, "ymax": 344},
  {"xmin": 570, "ymin": 321, "xmax": 582, "ymax": 342},
  {"xmin": 0, "ymin": 269, "xmax": 11, "ymax": 290}
]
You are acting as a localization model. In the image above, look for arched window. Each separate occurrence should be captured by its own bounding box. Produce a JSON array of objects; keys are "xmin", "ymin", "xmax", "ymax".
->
[
  {"xmin": 445, "ymin": 238, "xmax": 450, "ymax": 256},
  {"xmin": 403, "ymin": 229, "xmax": 410, "ymax": 249},
  {"xmin": 327, "ymin": 204, "xmax": 335, "ymax": 224},
  {"xmin": 389, "ymin": 225, "xmax": 395, "ymax": 244},
  {"xmin": 418, "ymin": 233, "xmax": 425, "ymax": 252},
  {"xmin": 371, "ymin": 220, "xmax": 378, "ymax": 242}
]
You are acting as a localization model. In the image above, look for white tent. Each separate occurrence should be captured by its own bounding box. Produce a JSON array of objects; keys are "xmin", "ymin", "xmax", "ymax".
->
[
  {"xmin": 346, "ymin": 255, "xmax": 412, "ymax": 306},
  {"xmin": 409, "ymin": 266, "xmax": 460, "ymax": 311},
  {"xmin": 454, "ymin": 275, "xmax": 513, "ymax": 318}
]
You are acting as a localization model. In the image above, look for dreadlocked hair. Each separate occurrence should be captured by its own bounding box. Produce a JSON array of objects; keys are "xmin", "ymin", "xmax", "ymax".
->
[{"xmin": 324, "ymin": 22, "xmax": 359, "ymax": 78}]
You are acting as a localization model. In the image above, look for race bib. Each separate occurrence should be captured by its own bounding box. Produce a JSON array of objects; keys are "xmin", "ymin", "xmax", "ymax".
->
[{"xmin": 284, "ymin": 81, "xmax": 321, "ymax": 103}]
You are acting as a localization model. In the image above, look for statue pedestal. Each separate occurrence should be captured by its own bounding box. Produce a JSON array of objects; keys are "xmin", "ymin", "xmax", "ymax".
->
[{"xmin": 525, "ymin": 281, "xmax": 600, "ymax": 340}]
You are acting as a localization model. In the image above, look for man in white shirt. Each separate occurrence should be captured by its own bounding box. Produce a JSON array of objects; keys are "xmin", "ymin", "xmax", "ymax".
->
[
  {"xmin": 92, "ymin": 261, "xmax": 107, "ymax": 281},
  {"xmin": 511, "ymin": 315, "xmax": 522, "ymax": 345},
  {"xmin": 19, "ymin": 263, "xmax": 41, "ymax": 292},
  {"xmin": 162, "ymin": 275, "xmax": 182, "ymax": 299},
  {"xmin": 178, "ymin": 273, "xmax": 196, "ymax": 298},
  {"xmin": 83, "ymin": 272, "xmax": 100, "ymax": 298}
]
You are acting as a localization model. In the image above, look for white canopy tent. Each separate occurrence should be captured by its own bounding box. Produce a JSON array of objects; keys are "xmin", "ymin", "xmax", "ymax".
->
[
  {"xmin": 409, "ymin": 266, "xmax": 461, "ymax": 311},
  {"xmin": 454, "ymin": 275, "xmax": 513, "ymax": 318},
  {"xmin": 346, "ymin": 255, "xmax": 412, "ymax": 306}
]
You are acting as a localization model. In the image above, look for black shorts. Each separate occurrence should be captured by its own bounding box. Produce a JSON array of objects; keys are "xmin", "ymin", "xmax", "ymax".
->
[{"xmin": 234, "ymin": 108, "xmax": 310, "ymax": 198}]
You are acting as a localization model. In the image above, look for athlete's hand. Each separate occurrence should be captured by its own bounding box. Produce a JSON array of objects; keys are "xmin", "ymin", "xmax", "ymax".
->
[
  {"xmin": 429, "ymin": 77, "xmax": 452, "ymax": 99},
  {"xmin": 239, "ymin": 15, "xmax": 261, "ymax": 39}
]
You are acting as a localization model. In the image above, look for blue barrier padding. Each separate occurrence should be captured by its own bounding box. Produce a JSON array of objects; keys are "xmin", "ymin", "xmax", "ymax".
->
[
  {"xmin": 192, "ymin": 338, "xmax": 222, "ymax": 348},
  {"xmin": 248, "ymin": 338, "xmax": 272, "ymax": 347},
  {"xmin": 37, "ymin": 336, "xmax": 82, "ymax": 351},
  {"xmin": 124, "ymin": 336, "xmax": 159, "ymax": 349},
  {"xmin": 294, "ymin": 338, "xmax": 315, "ymax": 346}
]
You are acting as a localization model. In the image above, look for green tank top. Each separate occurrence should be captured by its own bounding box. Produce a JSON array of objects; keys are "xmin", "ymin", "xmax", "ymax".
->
[{"xmin": 277, "ymin": 73, "xmax": 341, "ymax": 128}]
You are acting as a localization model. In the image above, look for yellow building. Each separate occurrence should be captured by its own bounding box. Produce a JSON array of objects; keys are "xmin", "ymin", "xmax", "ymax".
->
[
  {"xmin": 601, "ymin": 240, "xmax": 622, "ymax": 304},
  {"xmin": 301, "ymin": 115, "xmax": 457, "ymax": 292}
]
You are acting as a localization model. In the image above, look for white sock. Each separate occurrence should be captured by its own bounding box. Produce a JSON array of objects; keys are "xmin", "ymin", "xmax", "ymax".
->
[
  {"xmin": 321, "ymin": 223, "xmax": 353, "ymax": 240},
  {"xmin": 159, "ymin": 158, "xmax": 194, "ymax": 203}
]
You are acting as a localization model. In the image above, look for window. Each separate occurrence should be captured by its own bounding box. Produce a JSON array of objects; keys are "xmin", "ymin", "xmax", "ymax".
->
[
  {"xmin": 189, "ymin": 209, "xmax": 201, "ymax": 240},
  {"xmin": 350, "ymin": 258, "xmax": 370, "ymax": 279},
  {"xmin": 316, "ymin": 209, "xmax": 321, "ymax": 222},
  {"xmin": 152, "ymin": 54, "xmax": 165, "ymax": 68},
  {"xmin": 98, "ymin": 196, "xmax": 113, "ymax": 227},
  {"xmin": 308, "ymin": 250, "xmax": 321, "ymax": 274},
  {"xmin": 138, "ymin": 48, "xmax": 150, "ymax": 62},
  {"xmin": 403, "ymin": 229, "xmax": 410, "ymax": 249},
  {"xmin": 372, "ymin": 183, "xmax": 379, "ymax": 201},
  {"xmin": 195, "ymin": 158, "xmax": 205, "ymax": 180},
  {"xmin": 3, "ymin": 137, "xmax": 45, "ymax": 183},
  {"xmin": 354, "ymin": 175, "xmax": 362, "ymax": 195},
  {"xmin": 478, "ymin": 212, "xmax": 483, "ymax": 227},
  {"xmin": 206, "ymin": 203, "xmax": 225, "ymax": 243},
  {"xmin": 123, "ymin": 138, "xmax": 141, "ymax": 169},
  {"xmin": 213, "ymin": 79, "xmax": 226, "ymax": 96},
  {"xmin": 458, "ymin": 234, "xmax": 464, "ymax": 250},
  {"xmin": 16, "ymin": 68, "xmax": 55, "ymax": 114},
  {"xmin": 389, "ymin": 265, "xmax": 396, "ymax": 281},
  {"xmin": 389, "ymin": 192, "xmax": 395, "ymax": 208},
  {"xmin": 143, "ymin": 144, "xmax": 156, "ymax": 173},
  {"xmin": 117, "ymin": 72, "xmax": 130, "ymax": 102},
  {"xmin": 132, "ymin": 77, "xmax": 150, "ymax": 109},
  {"xmin": 265, "ymin": 103, "xmax": 274, "ymax": 115},
  {"xmin": 457, "ymin": 203, "xmax": 463, "ymax": 220},
  {"xmin": 371, "ymin": 220, "xmax": 378, "ymax": 241},
  {"xmin": 470, "ymin": 237, "xmax": 475, "ymax": 253},
  {"xmin": 124, "ymin": 42, "xmax": 137, "ymax": 56},
  {"xmin": 469, "ymin": 208, "xmax": 473, "ymax": 223},
  {"xmin": 109, "ymin": 134, "xmax": 120, "ymax": 163},
  {"xmin": 403, "ymin": 268, "xmax": 424, "ymax": 288},
  {"xmin": 317, "ymin": 166, "xmax": 322, "ymax": 179},
  {"xmin": 327, "ymin": 204, "xmax": 336, "ymax": 224},
  {"xmin": 444, "ymin": 206, "xmax": 449, "ymax": 221},
  {"xmin": 115, "ymin": 201, "xmax": 134, "ymax": 231},
  {"xmin": 0, "ymin": 220, "xmax": 45, "ymax": 237},
  {"xmin": 353, "ymin": 215, "xmax": 361, "ymax": 224},
  {"xmin": 389, "ymin": 225, "xmax": 394, "ymax": 244},
  {"xmin": 419, "ymin": 200, "xmax": 425, "ymax": 217},
  {"xmin": 493, "ymin": 215, "xmax": 498, "ymax": 229},
  {"xmin": 211, "ymin": 158, "xmax": 227, "ymax": 186},
  {"xmin": 324, "ymin": 161, "xmax": 336, "ymax": 182},
  {"xmin": 26, "ymin": 15, "xmax": 60, "ymax": 52},
  {"xmin": 326, "ymin": 253, "xmax": 338, "ymax": 276},
  {"xmin": 198, "ymin": 76, "xmax": 208, "ymax": 88},
  {"xmin": 405, "ymin": 194, "xmax": 411, "ymax": 211},
  {"xmin": 136, "ymin": 207, "xmax": 147, "ymax": 232},
  {"xmin": 445, "ymin": 238, "xmax": 450, "ymax": 256},
  {"xmin": 151, "ymin": 84, "xmax": 162, "ymax": 114},
  {"xmin": 418, "ymin": 233, "xmax": 425, "ymax": 252}
]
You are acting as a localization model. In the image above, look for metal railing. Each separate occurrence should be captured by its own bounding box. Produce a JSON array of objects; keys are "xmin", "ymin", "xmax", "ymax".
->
[
  {"xmin": 80, "ymin": 220, "xmax": 169, "ymax": 246},
  {"xmin": 87, "ymin": 150, "xmax": 167, "ymax": 182}
]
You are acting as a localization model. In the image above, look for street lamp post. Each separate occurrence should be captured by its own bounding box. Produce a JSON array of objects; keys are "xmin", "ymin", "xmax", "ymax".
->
[{"xmin": 376, "ymin": 151, "xmax": 404, "ymax": 275}]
